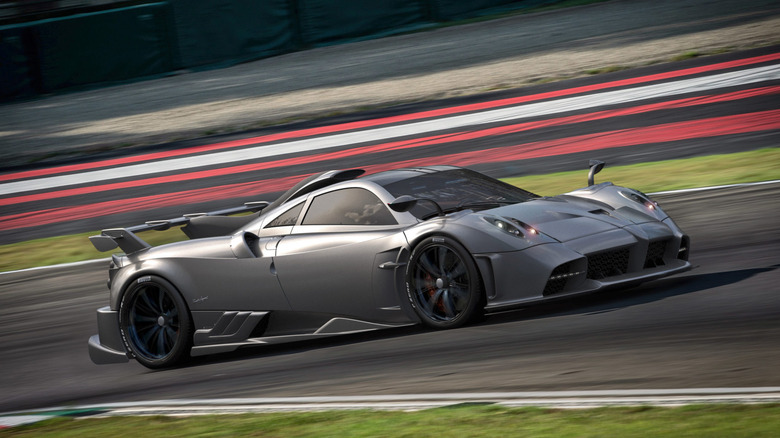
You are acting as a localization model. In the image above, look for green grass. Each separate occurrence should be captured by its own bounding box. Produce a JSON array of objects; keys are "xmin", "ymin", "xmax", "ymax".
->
[
  {"xmin": 1, "ymin": 148, "xmax": 778, "ymax": 273},
  {"xmin": 503, "ymin": 147, "xmax": 780, "ymax": 196},
  {"xmin": 0, "ymin": 227, "xmax": 188, "ymax": 273},
  {"xmin": 3, "ymin": 404, "xmax": 780, "ymax": 437}
]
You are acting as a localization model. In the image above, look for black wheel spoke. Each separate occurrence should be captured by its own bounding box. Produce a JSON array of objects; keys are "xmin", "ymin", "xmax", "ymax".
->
[
  {"xmin": 425, "ymin": 288, "xmax": 444, "ymax": 313},
  {"xmin": 447, "ymin": 260, "xmax": 467, "ymax": 280},
  {"xmin": 140, "ymin": 325, "xmax": 158, "ymax": 345},
  {"xmin": 164, "ymin": 326, "xmax": 178, "ymax": 344},
  {"xmin": 437, "ymin": 246, "xmax": 447, "ymax": 276},
  {"xmin": 136, "ymin": 291, "xmax": 158, "ymax": 315},
  {"xmin": 133, "ymin": 314, "xmax": 158, "ymax": 324},
  {"xmin": 441, "ymin": 290, "xmax": 456, "ymax": 318},
  {"xmin": 449, "ymin": 283, "xmax": 469, "ymax": 300},
  {"xmin": 155, "ymin": 329, "xmax": 166, "ymax": 356},
  {"xmin": 418, "ymin": 252, "xmax": 440, "ymax": 278}
]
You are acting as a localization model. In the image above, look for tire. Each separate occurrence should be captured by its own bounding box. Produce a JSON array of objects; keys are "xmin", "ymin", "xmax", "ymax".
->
[
  {"xmin": 118, "ymin": 275, "xmax": 192, "ymax": 369},
  {"xmin": 406, "ymin": 236, "xmax": 484, "ymax": 329}
]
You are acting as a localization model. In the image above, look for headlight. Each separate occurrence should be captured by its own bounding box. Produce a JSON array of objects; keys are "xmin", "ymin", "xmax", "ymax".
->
[
  {"xmin": 619, "ymin": 189, "xmax": 658, "ymax": 211},
  {"xmin": 483, "ymin": 216, "xmax": 524, "ymax": 237},
  {"xmin": 509, "ymin": 218, "xmax": 540, "ymax": 236},
  {"xmin": 483, "ymin": 216, "xmax": 541, "ymax": 238}
]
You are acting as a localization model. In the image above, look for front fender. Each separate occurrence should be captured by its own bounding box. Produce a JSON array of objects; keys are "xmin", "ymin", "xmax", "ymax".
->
[
  {"xmin": 402, "ymin": 213, "xmax": 555, "ymax": 255},
  {"xmin": 564, "ymin": 184, "xmax": 670, "ymax": 223}
]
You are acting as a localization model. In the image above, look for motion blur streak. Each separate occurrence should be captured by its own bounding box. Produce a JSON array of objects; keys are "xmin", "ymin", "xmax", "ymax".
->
[
  {"xmin": 1, "ymin": 109, "xmax": 778, "ymax": 231},
  {"xmin": 1, "ymin": 49, "xmax": 778, "ymax": 243},
  {"xmin": 1, "ymin": 52, "xmax": 778, "ymax": 183},
  {"xmin": 0, "ymin": 175, "xmax": 309, "ymax": 230},
  {"xmin": 3, "ymin": 85, "xmax": 777, "ymax": 208},
  {"xmin": 2, "ymin": 63, "xmax": 778, "ymax": 196}
]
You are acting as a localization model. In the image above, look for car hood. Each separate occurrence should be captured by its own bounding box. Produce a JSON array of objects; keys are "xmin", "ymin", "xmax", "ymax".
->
[{"xmin": 488, "ymin": 197, "xmax": 649, "ymax": 242}]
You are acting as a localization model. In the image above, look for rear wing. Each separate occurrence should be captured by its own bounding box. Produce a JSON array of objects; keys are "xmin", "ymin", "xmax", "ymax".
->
[{"xmin": 89, "ymin": 201, "xmax": 268, "ymax": 254}]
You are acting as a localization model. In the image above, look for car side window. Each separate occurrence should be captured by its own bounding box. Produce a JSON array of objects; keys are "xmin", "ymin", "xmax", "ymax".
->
[
  {"xmin": 265, "ymin": 202, "xmax": 304, "ymax": 228},
  {"xmin": 302, "ymin": 188, "xmax": 397, "ymax": 226}
]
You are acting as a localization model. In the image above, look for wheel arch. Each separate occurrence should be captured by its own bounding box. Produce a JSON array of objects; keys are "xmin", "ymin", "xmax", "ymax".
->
[{"xmin": 110, "ymin": 259, "xmax": 194, "ymax": 312}]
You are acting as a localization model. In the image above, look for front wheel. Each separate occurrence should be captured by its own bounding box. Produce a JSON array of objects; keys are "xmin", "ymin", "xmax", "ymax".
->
[
  {"xmin": 118, "ymin": 275, "xmax": 192, "ymax": 369},
  {"xmin": 406, "ymin": 236, "xmax": 484, "ymax": 329}
]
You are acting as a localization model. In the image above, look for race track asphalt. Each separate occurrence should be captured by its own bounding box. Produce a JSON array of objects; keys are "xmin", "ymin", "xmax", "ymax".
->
[{"xmin": 1, "ymin": 183, "xmax": 778, "ymax": 412}]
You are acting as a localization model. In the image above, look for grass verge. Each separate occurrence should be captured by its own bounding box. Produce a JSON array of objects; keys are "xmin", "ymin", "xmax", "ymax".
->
[
  {"xmin": 1, "ymin": 148, "xmax": 778, "ymax": 273},
  {"xmin": 2, "ymin": 404, "xmax": 780, "ymax": 437},
  {"xmin": 502, "ymin": 147, "xmax": 780, "ymax": 196}
]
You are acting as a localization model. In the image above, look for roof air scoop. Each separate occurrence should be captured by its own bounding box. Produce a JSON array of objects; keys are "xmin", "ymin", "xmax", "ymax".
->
[
  {"xmin": 588, "ymin": 160, "xmax": 606, "ymax": 186},
  {"xmin": 265, "ymin": 168, "xmax": 365, "ymax": 211}
]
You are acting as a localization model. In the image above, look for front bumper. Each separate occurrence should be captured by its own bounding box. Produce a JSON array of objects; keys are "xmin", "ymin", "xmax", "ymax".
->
[{"xmin": 88, "ymin": 306, "xmax": 129, "ymax": 364}]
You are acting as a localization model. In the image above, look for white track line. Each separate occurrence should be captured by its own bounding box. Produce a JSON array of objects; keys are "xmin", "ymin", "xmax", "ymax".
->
[
  {"xmin": 4, "ymin": 388, "xmax": 780, "ymax": 416},
  {"xmin": 0, "ymin": 257, "xmax": 110, "ymax": 276},
  {"xmin": 2, "ymin": 64, "xmax": 778, "ymax": 196},
  {"xmin": 648, "ymin": 179, "xmax": 780, "ymax": 195}
]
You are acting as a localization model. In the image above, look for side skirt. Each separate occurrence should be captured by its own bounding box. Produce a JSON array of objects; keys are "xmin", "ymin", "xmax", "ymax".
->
[{"xmin": 190, "ymin": 314, "xmax": 410, "ymax": 357}]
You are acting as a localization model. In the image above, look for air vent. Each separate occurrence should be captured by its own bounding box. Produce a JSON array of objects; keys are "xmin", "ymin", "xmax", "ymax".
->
[
  {"xmin": 543, "ymin": 262, "xmax": 583, "ymax": 295},
  {"xmin": 678, "ymin": 235, "xmax": 690, "ymax": 261},
  {"xmin": 644, "ymin": 240, "xmax": 668, "ymax": 268},
  {"xmin": 587, "ymin": 247, "xmax": 630, "ymax": 279}
]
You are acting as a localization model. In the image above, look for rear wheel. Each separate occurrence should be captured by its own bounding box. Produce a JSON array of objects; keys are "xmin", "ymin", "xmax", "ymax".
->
[
  {"xmin": 406, "ymin": 236, "xmax": 484, "ymax": 329},
  {"xmin": 119, "ymin": 276, "xmax": 192, "ymax": 369}
]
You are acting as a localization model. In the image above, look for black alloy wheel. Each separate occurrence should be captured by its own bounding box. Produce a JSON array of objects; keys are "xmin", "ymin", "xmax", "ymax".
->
[
  {"xmin": 406, "ymin": 236, "xmax": 484, "ymax": 329},
  {"xmin": 119, "ymin": 276, "xmax": 192, "ymax": 369}
]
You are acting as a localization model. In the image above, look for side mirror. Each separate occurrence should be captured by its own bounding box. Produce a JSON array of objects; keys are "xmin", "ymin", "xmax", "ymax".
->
[
  {"xmin": 588, "ymin": 160, "xmax": 606, "ymax": 186},
  {"xmin": 388, "ymin": 195, "xmax": 444, "ymax": 217},
  {"xmin": 388, "ymin": 195, "xmax": 418, "ymax": 212}
]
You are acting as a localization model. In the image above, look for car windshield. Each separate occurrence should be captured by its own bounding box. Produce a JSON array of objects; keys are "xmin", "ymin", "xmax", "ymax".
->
[{"xmin": 381, "ymin": 169, "xmax": 538, "ymax": 219}]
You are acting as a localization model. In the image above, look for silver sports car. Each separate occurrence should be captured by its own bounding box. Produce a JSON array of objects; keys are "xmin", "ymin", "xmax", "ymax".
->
[{"xmin": 88, "ymin": 163, "xmax": 691, "ymax": 368}]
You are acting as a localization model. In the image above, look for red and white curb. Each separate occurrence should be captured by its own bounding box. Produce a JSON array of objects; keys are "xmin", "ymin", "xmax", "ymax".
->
[{"xmin": 3, "ymin": 387, "xmax": 780, "ymax": 427}]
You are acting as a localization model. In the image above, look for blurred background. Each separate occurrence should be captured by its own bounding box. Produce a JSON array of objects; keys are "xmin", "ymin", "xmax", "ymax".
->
[{"xmin": 0, "ymin": 0, "xmax": 563, "ymax": 100}]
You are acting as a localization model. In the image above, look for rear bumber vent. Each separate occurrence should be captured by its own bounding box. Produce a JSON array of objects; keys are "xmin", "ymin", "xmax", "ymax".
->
[{"xmin": 586, "ymin": 248, "xmax": 630, "ymax": 280}]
